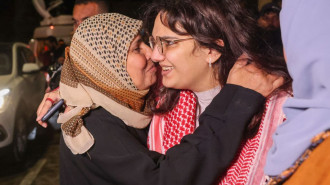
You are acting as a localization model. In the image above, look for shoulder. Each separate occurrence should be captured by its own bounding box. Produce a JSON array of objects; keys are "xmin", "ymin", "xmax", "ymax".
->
[
  {"xmin": 84, "ymin": 107, "xmax": 127, "ymax": 129},
  {"xmin": 84, "ymin": 107, "xmax": 148, "ymax": 143}
]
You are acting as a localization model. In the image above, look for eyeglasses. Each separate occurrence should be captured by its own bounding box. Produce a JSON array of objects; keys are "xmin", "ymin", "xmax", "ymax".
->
[{"xmin": 149, "ymin": 36, "xmax": 194, "ymax": 55}]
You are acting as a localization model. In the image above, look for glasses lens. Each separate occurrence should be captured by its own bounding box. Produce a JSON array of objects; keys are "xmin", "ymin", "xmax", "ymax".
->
[
  {"xmin": 156, "ymin": 37, "xmax": 164, "ymax": 55},
  {"xmin": 149, "ymin": 36, "xmax": 155, "ymax": 49},
  {"xmin": 149, "ymin": 36, "xmax": 165, "ymax": 55}
]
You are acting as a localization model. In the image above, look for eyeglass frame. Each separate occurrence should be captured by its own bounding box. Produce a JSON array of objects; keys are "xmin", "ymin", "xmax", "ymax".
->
[{"xmin": 149, "ymin": 36, "xmax": 194, "ymax": 55}]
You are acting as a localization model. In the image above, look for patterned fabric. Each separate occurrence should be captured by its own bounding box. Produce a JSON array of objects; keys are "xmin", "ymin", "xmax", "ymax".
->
[
  {"xmin": 218, "ymin": 92, "xmax": 288, "ymax": 185},
  {"xmin": 148, "ymin": 90, "xmax": 197, "ymax": 154},
  {"xmin": 58, "ymin": 13, "xmax": 151, "ymax": 154},
  {"xmin": 266, "ymin": 129, "xmax": 330, "ymax": 185},
  {"xmin": 62, "ymin": 107, "xmax": 91, "ymax": 137}
]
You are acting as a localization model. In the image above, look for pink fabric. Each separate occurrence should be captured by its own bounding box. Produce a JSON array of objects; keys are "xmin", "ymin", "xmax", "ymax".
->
[
  {"xmin": 219, "ymin": 92, "xmax": 288, "ymax": 185},
  {"xmin": 148, "ymin": 90, "xmax": 197, "ymax": 154},
  {"xmin": 148, "ymin": 114, "xmax": 163, "ymax": 153}
]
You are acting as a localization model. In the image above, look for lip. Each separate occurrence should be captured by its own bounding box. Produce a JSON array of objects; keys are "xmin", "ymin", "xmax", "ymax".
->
[
  {"xmin": 146, "ymin": 64, "xmax": 157, "ymax": 72},
  {"xmin": 159, "ymin": 64, "xmax": 173, "ymax": 76}
]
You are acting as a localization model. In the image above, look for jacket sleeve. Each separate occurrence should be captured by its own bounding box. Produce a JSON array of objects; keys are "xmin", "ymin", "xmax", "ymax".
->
[{"xmin": 93, "ymin": 84, "xmax": 265, "ymax": 185}]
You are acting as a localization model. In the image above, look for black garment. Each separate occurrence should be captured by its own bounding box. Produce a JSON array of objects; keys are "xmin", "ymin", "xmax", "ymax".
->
[{"xmin": 60, "ymin": 84, "xmax": 265, "ymax": 185}]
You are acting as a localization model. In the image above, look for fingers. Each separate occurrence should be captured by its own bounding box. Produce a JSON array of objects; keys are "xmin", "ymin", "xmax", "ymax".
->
[
  {"xmin": 64, "ymin": 106, "xmax": 73, "ymax": 113},
  {"xmin": 36, "ymin": 93, "xmax": 48, "ymax": 116},
  {"xmin": 36, "ymin": 90, "xmax": 61, "ymax": 128},
  {"xmin": 36, "ymin": 94, "xmax": 51, "ymax": 128},
  {"xmin": 227, "ymin": 60, "xmax": 284, "ymax": 97}
]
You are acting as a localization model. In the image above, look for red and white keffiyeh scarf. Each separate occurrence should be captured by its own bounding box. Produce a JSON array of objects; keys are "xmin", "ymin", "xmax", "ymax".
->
[
  {"xmin": 218, "ymin": 92, "xmax": 289, "ymax": 185},
  {"xmin": 148, "ymin": 88, "xmax": 289, "ymax": 185},
  {"xmin": 148, "ymin": 90, "xmax": 197, "ymax": 153},
  {"xmin": 148, "ymin": 88, "xmax": 288, "ymax": 185}
]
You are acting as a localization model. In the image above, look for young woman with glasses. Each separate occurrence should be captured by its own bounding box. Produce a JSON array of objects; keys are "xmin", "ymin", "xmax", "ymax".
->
[{"xmin": 143, "ymin": 0, "xmax": 292, "ymax": 184}]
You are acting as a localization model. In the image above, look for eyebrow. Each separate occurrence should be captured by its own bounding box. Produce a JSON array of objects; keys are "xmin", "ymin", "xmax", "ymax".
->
[
  {"xmin": 131, "ymin": 38, "xmax": 143, "ymax": 47},
  {"xmin": 152, "ymin": 36, "xmax": 179, "ymax": 40}
]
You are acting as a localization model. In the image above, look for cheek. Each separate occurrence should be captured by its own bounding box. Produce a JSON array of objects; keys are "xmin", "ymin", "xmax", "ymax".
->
[
  {"xmin": 167, "ymin": 51, "xmax": 196, "ymax": 75},
  {"xmin": 127, "ymin": 55, "xmax": 146, "ymax": 73},
  {"xmin": 166, "ymin": 50, "xmax": 187, "ymax": 69},
  {"xmin": 127, "ymin": 56, "xmax": 148, "ymax": 87},
  {"xmin": 135, "ymin": 57, "xmax": 148, "ymax": 70}
]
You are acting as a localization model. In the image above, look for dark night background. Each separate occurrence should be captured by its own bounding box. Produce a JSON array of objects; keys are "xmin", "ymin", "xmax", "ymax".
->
[
  {"xmin": 0, "ymin": 0, "xmax": 154, "ymax": 43},
  {"xmin": 0, "ymin": 0, "xmax": 258, "ymax": 44}
]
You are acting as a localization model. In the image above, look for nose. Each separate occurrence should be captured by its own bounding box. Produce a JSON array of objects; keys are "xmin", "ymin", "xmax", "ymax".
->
[
  {"xmin": 143, "ymin": 44, "xmax": 152, "ymax": 61},
  {"xmin": 151, "ymin": 46, "xmax": 165, "ymax": 63}
]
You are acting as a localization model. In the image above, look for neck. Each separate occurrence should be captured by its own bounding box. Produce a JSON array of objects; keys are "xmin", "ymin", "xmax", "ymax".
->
[{"xmin": 192, "ymin": 75, "xmax": 220, "ymax": 92}]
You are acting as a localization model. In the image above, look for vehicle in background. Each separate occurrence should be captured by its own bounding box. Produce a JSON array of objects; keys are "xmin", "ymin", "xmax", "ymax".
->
[{"xmin": 0, "ymin": 42, "xmax": 46, "ymax": 163}]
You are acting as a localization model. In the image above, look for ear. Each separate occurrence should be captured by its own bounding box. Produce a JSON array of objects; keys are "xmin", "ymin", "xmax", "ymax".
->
[{"xmin": 205, "ymin": 39, "xmax": 224, "ymax": 64}]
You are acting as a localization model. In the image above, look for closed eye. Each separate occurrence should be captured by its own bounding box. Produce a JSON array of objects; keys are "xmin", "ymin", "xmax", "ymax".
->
[{"xmin": 132, "ymin": 39, "xmax": 143, "ymax": 53}]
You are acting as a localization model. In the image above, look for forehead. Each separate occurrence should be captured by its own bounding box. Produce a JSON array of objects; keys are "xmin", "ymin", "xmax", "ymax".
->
[
  {"xmin": 130, "ymin": 35, "xmax": 142, "ymax": 46},
  {"xmin": 73, "ymin": 2, "xmax": 100, "ymax": 20},
  {"xmin": 152, "ymin": 13, "xmax": 185, "ymax": 38}
]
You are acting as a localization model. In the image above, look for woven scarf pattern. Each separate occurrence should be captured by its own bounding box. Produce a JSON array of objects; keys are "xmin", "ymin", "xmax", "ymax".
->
[
  {"xmin": 148, "ymin": 90, "xmax": 197, "ymax": 154},
  {"xmin": 163, "ymin": 90, "xmax": 197, "ymax": 152},
  {"xmin": 62, "ymin": 107, "xmax": 91, "ymax": 137},
  {"xmin": 219, "ymin": 92, "xmax": 288, "ymax": 185},
  {"xmin": 62, "ymin": 13, "xmax": 147, "ymax": 112}
]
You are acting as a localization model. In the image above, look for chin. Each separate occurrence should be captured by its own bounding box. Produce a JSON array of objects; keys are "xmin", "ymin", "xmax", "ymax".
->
[{"xmin": 162, "ymin": 80, "xmax": 179, "ymax": 89}]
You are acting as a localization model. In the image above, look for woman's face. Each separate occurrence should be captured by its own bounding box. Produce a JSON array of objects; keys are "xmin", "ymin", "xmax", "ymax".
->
[
  {"xmin": 127, "ymin": 35, "xmax": 157, "ymax": 90},
  {"xmin": 150, "ymin": 13, "xmax": 218, "ymax": 92}
]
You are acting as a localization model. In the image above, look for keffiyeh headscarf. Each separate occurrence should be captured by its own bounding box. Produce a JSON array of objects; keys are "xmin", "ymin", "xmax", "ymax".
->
[{"xmin": 57, "ymin": 13, "xmax": 151, "ymax": 154}]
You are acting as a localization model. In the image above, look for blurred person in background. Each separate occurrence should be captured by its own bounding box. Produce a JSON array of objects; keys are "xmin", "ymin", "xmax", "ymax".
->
[
  {"xmin": 257, "ymin": 2, "xmax": 283, "ymax": 57},
  {"xmin": 39, "ymin": 36, "xmax": 65, "ymax": 70},
  {"xmin": 265, "ymin": 0, "xmax": 330, "ymax": 184},
  {"xmin": 72, "ymin": 0, "xmax": 110, "ymax": 31},
  {"xmin": 46, "ymin": 36, "xmax": 66, "ymax": 91},
  {"xmin": 45, "ymin": 36, "xmax": 66, "ymax": 65},
  {"xmin": 257, "ymin": 2, "xmax": 280, "ymax": 30}
]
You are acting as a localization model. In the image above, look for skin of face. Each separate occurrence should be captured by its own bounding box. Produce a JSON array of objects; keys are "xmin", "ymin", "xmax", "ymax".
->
[
  {"xmin": 151, "ymin": 13, "xmax": 219, "ymax": 92},
  {"xmin": 127, "ymin": 35, "xmax": 157, "ymax": 90},
  {"xmin": 73, "ymin": 2, "xmax": 101, "ymax": 31},
  {"xmin": 257, "ymin": 12, "xmax": 280, "ymax": 30}
]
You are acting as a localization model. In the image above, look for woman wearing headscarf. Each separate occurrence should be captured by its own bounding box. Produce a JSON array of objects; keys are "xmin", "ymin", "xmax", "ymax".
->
[
  {"xmin": 265, "ymin": 0, "xmax": 330, "ymax": 184},
  {"xmin": 58, "ymin": 13, "xmax": 278, "ymax": 185}
]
